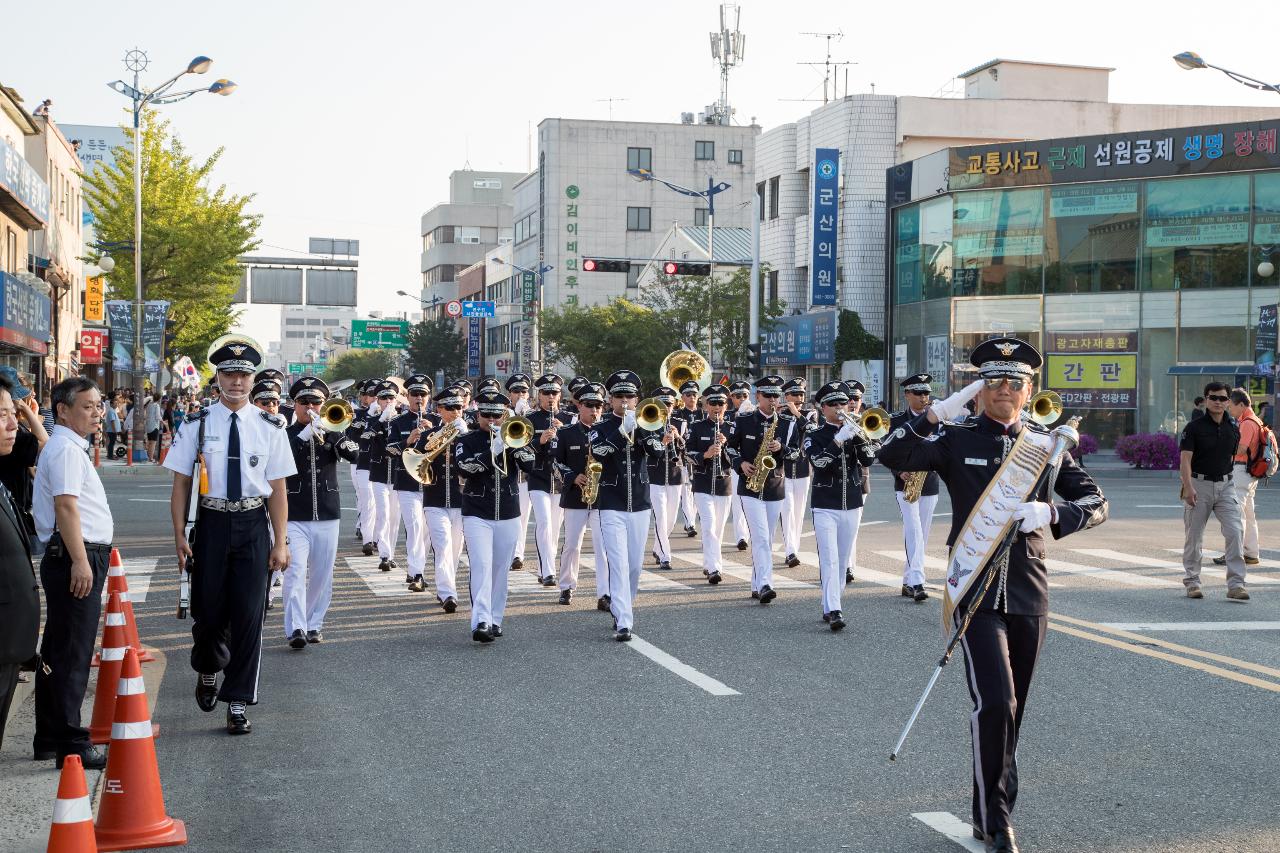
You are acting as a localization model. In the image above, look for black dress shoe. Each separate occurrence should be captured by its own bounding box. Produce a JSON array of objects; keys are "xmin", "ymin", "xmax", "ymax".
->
[
  {"xmin": 195, "ymin": 673, "xmax": 218, "ymax": 712},
  {"xmin": 597, "ymin": 595, "xmax": 611, "ymax": 611},
  {"xmin": 614, "ymin": 627, "xmax": 632, "ymax": 642},
  {"xmin": 288, "ymin": 629, "xmax": 307, "ymax": 650},
  {"xmin": 821, "ymin": 612, "xmax": 831, "ymax": 623},
  {"xmin": 707, "ymin": 570, "xmax": 722, "ymax": 585},
  {"xmin": 845, "ymin": 569, "xmax": 854, "ymax": 585},
  {"xmin": 973, "ymin": 826, "xmax": 987, "ymax": 842},
  {"xmin": 226, "ymin": 706, "xmax": 251, "ymax": 735},
  {"xmin": 737, "ymin": 539, "xmax": 748, "ymax": 551},
  {"xmin": 265, "ymin": 597, "xmax": 274, "ymax": 611},
  {"xmin": 652, "ymin": 551, "xmax": 661, "ymax": 565},
  {"xmin": 658, "ymin": 561, "xmax": 672, "ymax": 571},
  {"xmin": 829, "ymin": 611, "xmax": 847, "ymax": 632},
  {"xmin": 405, "ymin": 572, "xmax": 415, "ymax": 584},
  {"xmin": 540, "ymin": 575, "xmax": 556, "ymax": 587},
  {"xmin": 912, "ymin": 584, "xmax": 929, "ymax": 602},
  {"xmin": 408, "ymin": 575, "xmax": 427, "ymax": 592},
  {"xmin": 901, "ymin": 584, "xmax": 913, "ymax": 598},
  {"xmin": 306, "ymin": 630, "xmax": 322, "ymax": 644},
  {"xmin": 511, "ymin": 557, "xmax": 523, "ymax": 571},
  {"xmin": 558, "ymin": 589, "xmax": 572, "ymax": 605},
  {"xmin": 58, "ymin": 746, "xmax": 106, "ymax": 770},
  {"xmin": 362, "ymin": 542, "xmax": 375, "ymax": 556},
  {"xmin": 442, "ymin": 596, "xmax": 458, "ymax": 613},
  {"xmin": 685, "ymin": 525, "xmax": 697, "ymax": 538},
  {"xmin": 378, "ymin": 558, "xmax": 392, "ymax": 572},
  {"xmin": 472, "ymin": 623, "xmax": 495, "ymax": 643},
  {"xmin": 750, "ymin": 590, "xmax": 761, "ymax": 600},
  {"xmin": 386, "ymin": 558, "xmax": 398, "ymax": 570},
  {"xmin": 33, "ymin": 749, "xmax": 56, "ymax": 762},
  {"xmin": 986, "ymin": 827, "xmax": 1019, "ymax": 853},
  {"xmin": 489, "ymin": 624, "xmax": 503, "ymax": 638},
  {"xmin": 785, "ymin": 553, "xmax": 801, "ymax": 568},
  {"xmin": 355, "ymin": 526, "xmax": 362, "ymax": 541},
  {"xmin": 759, "ymin": 585, "xmax": 777, "ymax": 605}
]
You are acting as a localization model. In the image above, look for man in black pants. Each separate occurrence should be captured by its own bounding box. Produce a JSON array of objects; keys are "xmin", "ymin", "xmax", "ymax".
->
[
  {"xmin": 166, "ymin": 336, "xmax": 296, "ymax": 734},
  {"xmin": 31, "ymin": 377, "xmax": 111, "ymax": 769},
  {"xmin": 0, "ymin": 375, "xmax": 37, "ymax": 750}
]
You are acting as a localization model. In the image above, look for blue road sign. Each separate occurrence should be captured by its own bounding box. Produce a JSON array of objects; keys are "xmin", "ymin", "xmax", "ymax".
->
[{"xmin": 461, "ymin": 301, "xmax": 496, "ymax": 318}]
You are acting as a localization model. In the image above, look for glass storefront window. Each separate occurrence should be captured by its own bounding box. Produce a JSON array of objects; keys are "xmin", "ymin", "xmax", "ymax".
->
[
  {"xmin": 895, "ymin": 205, "xmax": 921, "ymax": 304},
  {"xmin": 1253, "ymin": 172, "xmax": 1280, "ymax": 282},
  {"xmin": 920, "ymin": 196, "xmax": 953, "ymax": 300},
  {"xmin": 1045, "ymin": 183, "xmax": 1140, "ymax": 293},
  {"xmin": 1142, "ymin": 174, "xmax": 1250, "ymax": 290},
  {"xmin": 952, "ymin": 189, "xmax": 1045, "ymax": 297}
]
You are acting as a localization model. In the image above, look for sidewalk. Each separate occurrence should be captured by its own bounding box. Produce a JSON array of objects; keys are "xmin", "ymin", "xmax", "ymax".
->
[{"xmin": 95, "ymin": 457, "xmax": 172, "ymax": 477}]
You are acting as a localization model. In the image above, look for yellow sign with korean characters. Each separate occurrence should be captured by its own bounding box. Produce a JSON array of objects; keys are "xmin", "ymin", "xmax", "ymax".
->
[
  {"xmin": 84, "ymin": 276, "xmax": 105, "ymax": 323},
  {"xmin": 1046, "ymin": 354, "xmax": 1137, "ymax": 389}
]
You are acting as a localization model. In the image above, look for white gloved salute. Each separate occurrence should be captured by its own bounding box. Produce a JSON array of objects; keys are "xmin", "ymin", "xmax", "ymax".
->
[
  {"xmin": 1012, "ymin": 501, "xmax": 1055, "ymax": 533},
  {"xmin": 621, "ymin": 410, "xmax": 637, "ymax": 434},
  {"xmin": 929, "ymin": 378, "xmax": 985, "ymax": 423}
]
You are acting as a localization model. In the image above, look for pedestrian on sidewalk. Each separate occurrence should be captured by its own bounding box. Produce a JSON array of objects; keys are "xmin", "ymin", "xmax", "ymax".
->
[
  {"xmin": 0, "ymin": 368, "xmax": 48, "ymax": 538},
  {"xmin": 1214, "ymin": 388, "xmax": 1275, "ymax": 570},
  {"xmin": 103, "ymin": 393, "xmax": 121, "ymax": 458},
  {"xmin": 31, "ymin": 377, "xmax": 113, "ymax": 769},
  {"xmin": 0, "ymin": 374, "xmax": 37, "ymax": 750},
  {"xmin": 1179, "ymin": 381, "xmax": 1248, "ymax": 601}
]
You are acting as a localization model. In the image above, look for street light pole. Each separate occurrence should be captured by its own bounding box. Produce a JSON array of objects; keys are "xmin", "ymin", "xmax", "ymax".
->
[
  {"xmin": 1172, "ymin": 51, "xmax": 1280, "ymax": 96},
  {"xmin": 502, "ymin": 260, "xmax": 553, "ymax": 374}
]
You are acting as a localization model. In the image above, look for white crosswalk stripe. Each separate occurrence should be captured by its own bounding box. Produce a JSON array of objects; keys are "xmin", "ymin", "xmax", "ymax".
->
[
  {"xmin": 1045, "ymin": 558, "xmax": 1179, "ymax": 588},
  {"xmin": 1163, "ymin": 548, "xmax": 1280, "ymax": 571},
  {"xmin": 101, "ymin": 558, "xmax": 159, "ymax": 603},
  {"xmin": 344, "ymin": 556, "xmax": 412, "ymax": 597},
  {"xmin": 1075, "ymin": 548, "xmax": 1280, "ymax": 585}
]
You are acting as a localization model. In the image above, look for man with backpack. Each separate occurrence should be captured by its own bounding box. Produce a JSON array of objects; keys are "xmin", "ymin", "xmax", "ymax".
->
[{"xmin": 1213, "ymin": 388, "xmax": 1276, "ymax": 571}]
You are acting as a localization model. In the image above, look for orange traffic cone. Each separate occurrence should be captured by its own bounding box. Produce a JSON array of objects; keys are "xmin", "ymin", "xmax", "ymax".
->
[
  {"xmin": 88, "ymin": 592, "xmax": 128, "ymax": 745},
  {"xmin": 93, "ymin": 550, "xmax": 154, "ymax": 666},
  {"xmin": 46, "ymin": 753, "xmax": 97, "ymax": 852},
  {"xmin": 94, "ymin": 648, "xmax": 186, "ymax": 851}
]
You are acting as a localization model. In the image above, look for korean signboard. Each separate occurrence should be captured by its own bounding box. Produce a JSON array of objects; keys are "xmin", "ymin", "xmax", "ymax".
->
[
  {"xmin": 105, "ymin": 300, "xmax": 169, "ymax": 372},
  {"xmin": 520, "ymin": 271, "xmax": 537, "ymax": 373},
  {"xmin": 0, "ymin": 137, "xmax": 50, "ymax": 225},
  {"xmin": 351, "ymin": 319, "xmax": 409, "ymax": 349},
  {"xmin": 761, "ymin": 310, "xmax": 836, "ymax": 367},
  {"xmin": 461, "ymin": 300, "xmax": 495, "ymax": 319},
  {"xmin": 467, "ymin": 318, "xmax": 482, "ymax": 377},
  {"xmin": 84, "ymin": 276, "xmax": 105, "ymax": 323},
  {"xmin": 810, "ymin": 149, "xmax": 839, "ymax": 307},
  {"xmin": 0, "ymin": 272, "xmax": 52, "ymax": 354},
  {"xmin": 563, "ymin": 184, "xmax": 581, "ymax": 307},
  {"xmin": 925, "ymin": 336, "xmax": 949, "ymax": 384},
  {"xmin": 79, "ymin": 329, "xmax": 106, "ymax": 365},
  {"xmin": 1255, "ymin": 304, "xmax": 1277, "ymax": 378},
  {"xmin": 950, "ymin": 120, "xmax": 1280, "ymax": 192},
  {"xmin": 1046, "ymin": 330, "xmax": 1138, "ymax": 409}
]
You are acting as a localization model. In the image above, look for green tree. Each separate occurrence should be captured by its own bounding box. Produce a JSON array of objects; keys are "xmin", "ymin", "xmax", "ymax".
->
[
  {"xmin": 82, "ymin": 111, "xmax": 260, "ymax": 364},
  {"xmin": 404, "ymin": 316, "xmax": 467, "ymax": 380},
  {"xmin": 540, "ymin": 299, "xmax": 677, "ymax": 386},
  {"xmin": 833, "ymin": 309, "xmax": 884, "ymax": 364},
  {"xmin": 323, "ymin": 349, "xmax": 395, "ymax": 383}
]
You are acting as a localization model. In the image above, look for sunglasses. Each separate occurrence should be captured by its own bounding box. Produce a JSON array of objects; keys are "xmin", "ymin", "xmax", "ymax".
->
[
  {"xmin": 581, "ymin": 402, "xmax": 603, "ymax": 409},
  {"xmin": 615, "ymin": 393, "xmax": 638, "ymax": 399},
  {"xmin": 440, "ymin": 404, "xmax": 462, "ymax": 411},
  {"xmin": 906, "ymin": 389, "xmax": 931, "ymax": 396},
  {"xmin": 1207, "ymin": 394, "xmax": 1230, "ymax": 403},
  {"xmin": 408, "ymin": 391, "xmax": 427, "ymax": 397},
  {"xmin": 707, "ymin": 400, "xmax": 726, "ymax": 406},
  {"xmin": 983, "ymin": 378, "xmax": 1027, "ymax": 391},
  {"xmin": 540, "ymin": 389, "xmax": 560, "ymax": 395}
]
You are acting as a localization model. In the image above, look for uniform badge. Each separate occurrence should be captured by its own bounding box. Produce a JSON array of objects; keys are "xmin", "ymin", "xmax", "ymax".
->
[
  {"xmin": 997, "ymin": 341, "xmax": 1018, "ymax": 357},
  {"xmin": 250, "ymin": 454, "xmax": 260, "ymax": 467}
]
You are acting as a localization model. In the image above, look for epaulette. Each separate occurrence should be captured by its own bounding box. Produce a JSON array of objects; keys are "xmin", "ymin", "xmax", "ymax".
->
[
  {"xmin": 260, "ymin": 411, "xmax": 285, "ymax": 428},
  {"xmin": 805, "ymin": 421, "xmax": 822, "ymax": 433},
  {"xmin": 890, "ymin": 410, "xmax": 906, "ymax": 419},
  {"xmin": 1021, "ymin": 417, "xmax": 1051, "ymax": 434},
  {"xmin": 940, "ymin": 416, "xmax": 977, "ymax": 429}
]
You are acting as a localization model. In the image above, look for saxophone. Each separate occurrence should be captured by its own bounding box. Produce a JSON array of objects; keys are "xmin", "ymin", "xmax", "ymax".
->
[
  {"xmin": 581, "ymin": 459, "xmax": 604, "ymax": 505},
  {"xmin": 746, "ymin": 414, "xmax": 779, "ymax": 493},
  {"xmin": 901, "ymin": 471, "xmax": 928, "ymax": 503}
]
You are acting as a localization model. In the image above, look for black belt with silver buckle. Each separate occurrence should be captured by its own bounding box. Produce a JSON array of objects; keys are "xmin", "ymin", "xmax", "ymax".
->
[
  {"xmin": 1191, "ymin": 472, "xmax": 1232, "ymax": 483},
  {"xmin": 199, "ymin": 496, "xmax": 265, "ymax": 512}
]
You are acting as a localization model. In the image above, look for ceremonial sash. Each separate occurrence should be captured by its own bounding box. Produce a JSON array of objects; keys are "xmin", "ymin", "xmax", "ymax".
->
[{"xmin": 942, "ymin": 427, "xmax": 1055, "ymax": 633}]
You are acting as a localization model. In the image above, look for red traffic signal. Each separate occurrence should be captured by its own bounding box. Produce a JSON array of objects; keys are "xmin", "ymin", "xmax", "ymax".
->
[
  {"xmin": 582, "ymin": 258, "xmax": 630, "ymax": 273},
  {"xmin": 663, "ymin": 261, "xmax": 712, "ymax": 276}
]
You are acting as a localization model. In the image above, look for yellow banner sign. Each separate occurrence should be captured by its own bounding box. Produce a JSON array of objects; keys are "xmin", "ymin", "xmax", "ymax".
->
[
  {"xmin": 84, "ymin": 276, "xmax": 105, "ymax": 323},
  {"xmin": 1045, "ymin": 354, "xmax": 1137, "ymax": 389}
]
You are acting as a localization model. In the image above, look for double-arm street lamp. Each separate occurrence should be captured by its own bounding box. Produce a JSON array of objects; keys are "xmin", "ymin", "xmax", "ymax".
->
[{"xmin": 102, "ymin": 49, "xmax": 236, "ymax": 462}]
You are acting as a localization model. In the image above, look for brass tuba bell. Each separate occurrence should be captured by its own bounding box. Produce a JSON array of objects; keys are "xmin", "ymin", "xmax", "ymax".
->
[
  {"xmin": 660, "ymin": 348, "xmax": 712, "ymax": 393},
  {"xmin": 402, "ymin": 448, "xmax": 434, "ymax": 485},
  {"xmin": 1026, "ymin": 390, "xmax": 1063, "ymax": 426}
]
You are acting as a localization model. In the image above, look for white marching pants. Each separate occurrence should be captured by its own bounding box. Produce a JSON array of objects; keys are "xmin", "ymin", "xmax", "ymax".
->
[
  {"xmin": 742, "ymin": 495, "xmax": 784, "ymax": 592},
  {"xmin": 728, "ymin": 471, "xmax": 750, "ymax": 544},
  {"xmin": 694, "ymin": 492, "xmax": 731, "ymax": 576},
  {"xmin": 679, "ymin": 481, "xmax": 698, "ymax": 529},
  {"xmin": 425, "ymin": 506, "xmax": 464, "ymax": 600},
  {"xmin": 813, "ymin": 507, "xmax": 861, "ymax": 616},
  {"xmin": 283, "ymin": 519, "xmax": 339, "ymax": 636},
  {"xmin": 560, "ymin": 507, "xmax": 608, "ymax": 593},
  {"xmin": 896, "ymin": 491, "xmax": 938, "ymax": 587},
  {"xmin": 528, "ymin": 488, "xmax": 563, "ymax": 579},
  {"xmin": 351, "ymin": 465, "xmax": 373, "ymax": 542},
  {"xmin": 780, "ymin": 476, "xmax": 810, "ymax": 556},
  {"xmin": 649, "ymin": 483, "xmax": 683, "ymax": 563},
  {"xmin": 395, "ymin": 490, "xmax": 427, "ymax": 578},
  {"xmin": 464, "ymin": 516, "xmax": 519, "ymax": 630},
  {"xmin": 511, "ymin": 480, "xmax": 532, "ymax": 565},
  {"xmin": 370, "ymin": 481, "xmax": 401, "ymax": 561},
  {"xmin": 600, "ymin": 509, "xmax": 649, "ymax": 631}
]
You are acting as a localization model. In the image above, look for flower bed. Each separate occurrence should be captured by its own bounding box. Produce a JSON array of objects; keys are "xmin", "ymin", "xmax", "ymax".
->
[
  {"xmin": 1069, "ymin": 432, "xmax": 1098, "ymax": 462},
  {"xmin": 1114, "ymin": 432, "xmax": 1179, "ymax": 470}
]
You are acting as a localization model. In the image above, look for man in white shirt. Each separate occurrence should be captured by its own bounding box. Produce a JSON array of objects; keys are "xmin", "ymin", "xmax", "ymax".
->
[
  {"xmin": 31, "ymin": 377, "xmax": 112, "ymax": 770},
  {"xmin": 165, "ymin": 336, "xmax": 296, "ymax": 735}
]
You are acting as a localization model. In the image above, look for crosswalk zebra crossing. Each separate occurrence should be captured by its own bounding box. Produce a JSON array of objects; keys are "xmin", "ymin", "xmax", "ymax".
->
[{"xmin": 101, "ymin": 558, "xmax": 159, "ymax": 603}]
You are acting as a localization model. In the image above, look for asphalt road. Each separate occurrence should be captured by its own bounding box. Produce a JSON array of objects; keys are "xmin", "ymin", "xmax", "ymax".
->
[{"xmin": 97, "ymin": 468, "xmax": 1280, "ymax": 851}]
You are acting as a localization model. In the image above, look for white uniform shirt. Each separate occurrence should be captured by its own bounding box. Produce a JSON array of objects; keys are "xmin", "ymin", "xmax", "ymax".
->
[
  {"xmin": 34, "ymin": 425, "xmax": 115, "ymax": 546},
  {"xmin": 163, "ymin": 401, "xmax": 296, "ymax": 498}
]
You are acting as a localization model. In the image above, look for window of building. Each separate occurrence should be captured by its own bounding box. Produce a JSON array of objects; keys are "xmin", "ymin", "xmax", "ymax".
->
[
  {"xmin": 952, "ymin": 188, "xmax": 1045, "ymax": 297},
  {"xmin": 694, "ymin": 208, "xmax": 709, "ymax": 227},
  {"xmin": 627, "ymin": 265, "xmax": 641, "ymax": 289},
  {"xmin": 757, "ymin": 182, "xmax": 766, "ymax": 221},
  {"xmin": 728, "ymin": 149, "xmax": 743, "ymax": 165},
  {"xmin": 424, "ymin": 264, "xmax": 460, "ymax": 286},
  {"xmin": 514, "ymin": 212, "xmax": 538, "ymax": 243},
  {"xmin": 285, "ymin": 318, "xmax": 305, "ymax": 326},
  {"xmin": 767, "ymin": 270, "xmax": 779, "ymax": 303},
  {"xmin": 456, "ymin": 226, "xmax": 481, "ymax": 244},
  {"xmin": 322, "ymin": 318, "xmax": 340, "ymax": 326},
  {"xmin": 894, "ymin": 205, "xmax": 922, "ymax": 305},
  {"xmin": 285, "ymin": 330, "xmax": 308, "ymax": 339},
  {"xmin": 695, "ymin": 140, "xmax": 715, "ymax": 161},
  {"xmin": 919, "ymin": 196, "xmax": 954, "ymax": 301},
  {"xmin": 768, "ymin": 176, "xmax": 780, "ymax": 219},
  {"xmin": 1044, "ymin": 183, "xmax": 1140, "ymax": 293},
  {"xmin": 627, "ymin": 207, "xmax": 651, "ymax": 232},
  {"xmin": 627, "ymin": 147, "xmax": 652, "ymax": 173},
  {"xmin": 5, "ymin": 229, "xmax": 15, "ymax": 274},
  {"xmin": 1143, "ymin": 173, "xmax": 1250, "ymax": 290},
  {"xmin": 307, "ymin": 318, "xmax": 322, "ymax": 325}
]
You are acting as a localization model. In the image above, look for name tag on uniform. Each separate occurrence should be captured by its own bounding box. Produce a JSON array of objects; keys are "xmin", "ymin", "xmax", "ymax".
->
[
  {"xmin": 568, "ymin": 444, "xmax": 581, "ymax": 450},
  {"xmin": 745, "ymin": 434, "xmax": 757, "ymax": 440},
  {"xmin": 965, "ymin": 457, "xmax": 987, "ymax": 466},
  {"xmin": 204, "ymin": 435, "xmax": 223, "ymax": 443}
]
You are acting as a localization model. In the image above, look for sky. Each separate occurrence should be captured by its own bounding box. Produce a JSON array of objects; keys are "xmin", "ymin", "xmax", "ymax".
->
[{"xmin": 6, "ymin": 0, "xmax": 1280, "ymax": 350}]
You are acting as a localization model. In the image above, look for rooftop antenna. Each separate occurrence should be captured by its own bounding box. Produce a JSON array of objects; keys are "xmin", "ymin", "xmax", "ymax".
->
[
  {"xmin": 708, "ymin": 3, "xmax": 745, "ymax": 125},
  {"xmin": 595, "ymin": 97, "xmax": 629, "ymax": 121},
  {"xmin": 797, "ymin": 30, "xmax": 856, "ymax": 104}
]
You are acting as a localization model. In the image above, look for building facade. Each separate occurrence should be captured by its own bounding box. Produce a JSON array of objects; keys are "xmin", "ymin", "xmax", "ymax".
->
[
  {"xmin": 419, "ymin": 170, "xmax": 521, "ymax": 312},
  {"xmin": 888, "ymin": 118, "xmax": 1280, "ymax": 447},
  {"xmin": 275, "ymin": 305, "xmax": 358, "ymax": 373}
]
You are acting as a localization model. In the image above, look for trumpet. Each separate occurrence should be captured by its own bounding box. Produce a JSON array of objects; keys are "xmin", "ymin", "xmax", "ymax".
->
[
  {"xmin": 659, "ymin": 348, "xmax": 712, "ymax": 393},
  {"xmin": 316, "ymin": 398, "xmax": 354, "ymax": 433},
  {"xmin": 839, "ymin": 406, "xmax": 892, "ymax": 442},
  {"xmin": 1026, "ymin": 390, "xmax": 1063, "ymax": 426}
]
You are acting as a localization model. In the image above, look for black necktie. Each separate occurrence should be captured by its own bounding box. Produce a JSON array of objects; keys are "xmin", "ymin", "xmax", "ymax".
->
[{"xmin": 228, "ymin": 412, "xmax": 242, "ymax": 501}]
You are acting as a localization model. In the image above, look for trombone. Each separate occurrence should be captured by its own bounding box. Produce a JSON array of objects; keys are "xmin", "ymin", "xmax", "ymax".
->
[
  {"xmin": 316, "ymin": 398, "xmax": 354, "ymax": 433},
  {"xmin": 1026, "ymin": 390, "xmax": 1063, "ymax": 426},
  {"xmin": 491, "ymin": 414, "xmax": 534, "ymax": 474},
  {"xmin": 838, "ymin": 406, "xmax": 892, "ymax": 442},
  {"xmin": 623, "ymin": 397, "xmax": 670, "ymax": 444}
]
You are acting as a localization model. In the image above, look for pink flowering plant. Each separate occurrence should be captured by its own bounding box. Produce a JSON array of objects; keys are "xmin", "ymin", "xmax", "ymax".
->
[
  {"xmin": 1115, "ymin": 433, "xmax": 1179, "ymax": 470},
  {"xmin": 1068, "ymin": 432, "xmax": 1098, "ymax": 461}
]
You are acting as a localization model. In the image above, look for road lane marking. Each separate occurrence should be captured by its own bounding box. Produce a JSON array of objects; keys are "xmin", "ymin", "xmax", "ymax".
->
[
  {"xmin": 911, "ymin": 812, "xmax": 985, "ymax": 851},
  {"xmin": 343, "ymin": 556, "xmax": 411, "ymax": 597},
  {"xmin": 127, "ymin": 498, "xmax": 171, "ymax": 502},
  {"xmin": 1136, "ymin": 505, "xmax": 1183, "ymax": 508},
  {"xmin": 101, "ymin": 558, "xmax": 159, "ymax": 603},
  {"xmin": 1163, "ymin": 548, "xmax": 1280, "ymax": 573},
  {"xmin": 714, "ymin": 564, "xmax": 813, "ymax": 589},
  {"xmin": 1102, "ymin": 621, "xmax": 1280, "ymax": 632},
  {"xmin": 1074, "ymin": 547, "xmax": 1280, "ymax": 585},
  {"xmin": 627, "ymin": 636, "xmax": 739, "ymax": 696},
  {"xmin": 872, "ymin": 550, "xmax": 1054, "ymax": 589},
  {"xmin": 1044, "ymin": 558, "xmax": 1179, "ymax": 588}
]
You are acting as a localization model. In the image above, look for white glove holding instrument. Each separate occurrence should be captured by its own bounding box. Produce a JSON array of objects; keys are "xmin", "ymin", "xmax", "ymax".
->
[
  {"xmin": 930, "ymin": 378, "xmax": 985, "ymax": 423},
  {"xmin": 834, "ymin": 423, "xmax": 856, "ymax": 443},
  {"xmin": 621, "ymin": 410, "xmax": 637, "ymax": 434},
  {"xmin": 380, "ymin": 403, "xmax": 397, "ymax": 423},
  {"xmin": 1012, "ymin": 501, "xmax": 1054, "ymax": 533},
  {"xmin": 368, "ymin": 401, "xmax": 381, "ymax": 417},
  {"xmin": 296, "ymin": 423, "xmax": 315, "ymax": 443},
  {"xmin": 490, "ymin": 435, "xmax": 505, "ymax": 457}
]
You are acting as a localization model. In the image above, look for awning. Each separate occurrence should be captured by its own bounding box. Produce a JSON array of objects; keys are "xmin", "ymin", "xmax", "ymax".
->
[{"xmin": 1167, "ymin": 363, "xmax": 1256, "ymax": 375}]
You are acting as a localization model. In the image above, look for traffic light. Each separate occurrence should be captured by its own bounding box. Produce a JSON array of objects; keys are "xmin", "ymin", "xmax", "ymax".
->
[
  {"xmin": 747, "ymin": 343, "xmax": 763, "ymax": 378},
  {"xmin": 582, "ymin": 258, "xmax": 630, "ymax": 273},
  {"xmin": 662, "ymin": 261, "xmax": 712, "ymax": 276}
]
